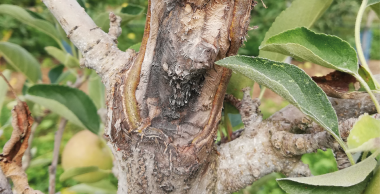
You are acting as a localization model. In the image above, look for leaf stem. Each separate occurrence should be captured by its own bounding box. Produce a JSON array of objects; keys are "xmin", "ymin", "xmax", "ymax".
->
[
  {"xmin": 356, "ymin": 75, "xmax": 380, "ymax": 113},
  {"xmin": 258, "ymin": 86, "xmax": 266, "ymax": 100},
  {"xmin": 362, "ymin": 151, "xmax": 369, "ymax": 161},
  {"xmin": 333, "ymin": 133, "xmax": 355, "ymax": 165},
  {"xmin": 354, "ymin": 0, "xmax": 380, "ymax": 89},
  {"xmin": 355, "ymin": 0, "xmax": 369, "ymax": 69}
]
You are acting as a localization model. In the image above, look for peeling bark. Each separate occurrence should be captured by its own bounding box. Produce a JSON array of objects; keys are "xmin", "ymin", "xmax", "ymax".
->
[{"xmin": 42, "ymin": 0, "xmax": 380, "ymax": 193}]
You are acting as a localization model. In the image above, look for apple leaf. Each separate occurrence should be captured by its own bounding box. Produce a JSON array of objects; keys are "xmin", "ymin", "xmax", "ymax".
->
[
  {"xmin": 0, "ymin": 70, "xmax": 11, "ymax": 119},
  {"xmin": 0, "ymin": 42, "xmax": 41, "ymax": 83},
  {"xmin": 0, "ymin": 4, "xmax": 61, "ymax": 44},
  {"xmin": 364, "ymin": 167, "xmax": 380, "ymax": 194},
  {"xmin": 215, "ymin": 56, "xmax": 339, "ymax": 138},
  {"xmin": 260, "ymin": 27, "xmax": 377, "ymax": 90},
  {"xmin": 48, "ymin": 65, "xmax": 65, "ymax": 84},
  {"xmin": 26, "ymin": 85, "xmax": 100, "ymax": 134},
  {"xmin": 59, "ymin": 166, "xmax": 100, "ymax": 182},
  {"xmin": 128, "ymin": 42, "xmax": 141, "ymax": 52},
  {"xmin": 278, "ymin": 157, "xmax": 377, "ymax": 194},
  {"xmin": 347, "ymin": 137, "xmax": 380, "ymax": 153},
  {"xmin": 347, "ymin": 114, "xmax": 380, "ymax": 150},
  {"xmin": 258, "ymin": 0, "xmax": 333, "ymax": 62},
  {"xmin": 279, "ymin": 157, "xmax": 376, "ymax": 186},
  {"xmin": 45, "ymin": 46, "xmax": 79, "ymax": 68},
  {"xmin": 278, "ymin": 177, "xmax": 369, "ymax": 194},
  {"xmin": 94, "ymin": 4, "xmax": 144, "ymax": 31},
  {"xmin": 88, "ymin": 71, "xmax": 105, "ymax": 109},
  {"xmin": 261, "ymin": 27, "xmax": 358, "ymax": 74},
  {"xmin": 368, "ymin": 1, "xmax": 380, "ymax": 18},
  {"xmin": 68, "ymin": 179, "xmax": 117, "ymax": 194}
]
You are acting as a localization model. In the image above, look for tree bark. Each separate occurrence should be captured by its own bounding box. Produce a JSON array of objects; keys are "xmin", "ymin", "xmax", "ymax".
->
[{"xmin": 42, "ymin": 0, "xmax": 380, "ymax": 193}]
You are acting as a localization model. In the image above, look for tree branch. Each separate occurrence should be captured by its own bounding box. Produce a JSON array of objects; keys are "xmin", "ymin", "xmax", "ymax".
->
[
  {"xmin": 42, "ymin": 0, "xmax": 136, "ymax": 88},
  {"xmin": 0, "ymin": 168, "xmax": 12, "ymax": 194},
  {"xmin": 215, "ymin": 83, "xmax": 380, "ymax": 193},
  {"xmin": 48, "ymin": 118, "xmax": 67, "ymax": 194}
]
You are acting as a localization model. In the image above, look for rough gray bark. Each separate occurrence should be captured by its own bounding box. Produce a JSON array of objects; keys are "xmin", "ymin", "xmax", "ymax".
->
[
  {"xmin": 42, "ymin": 0, "xmax": 380, "ymax": 193},
  {"xmin": 0, "ymin": 168, "xmax": 12, "ymax": 194}
]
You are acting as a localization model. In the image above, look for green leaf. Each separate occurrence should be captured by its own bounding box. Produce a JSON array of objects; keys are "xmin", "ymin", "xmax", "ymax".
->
[
  {"xmin": 368, "ymin": 0, "xmax": 380, "ymax": 5},
  {"xmin": 0, "ymin": 4, "xmax": 61, "ymax": 44},
  {"xmin": 48, "ymin": 65, "xmax": 65, "ymax": 84},
  {"xmin": 0, "ymin": 42, "xmax": 41, "ymax": 83},
  {"xmin": 260, "ymin": 27, "xmax": 378, "ymax": 90},
  {"xmin": 59, "ymin": 166, "xmax": 99, "ymax": 182},
  {"xmin": 347, "ymin": 114, "xmax": 380, "ymax": 150},
  {"xmin": 77, "ymin": 0, "xmax": 87, "ymax": 11},
  {"xmin": 68, "ymin": 179, "xmax": 117, "ymax": 194},
  {"xmin": 55, "ymin": 71, "xmax": 76, "ymax": 85},
  {"xmin": 278, "ymin": 176, "xmax": 369, "ymax": 194},
  {"xmin": 88, "ymin": 71, "xmax": 105, "ymax": 109},
  {"xmin": 261, "ymin": 27, "xmax": 358, "ymax": 74},
  {"xmin": 369, "ymin": 2, "xmax": 380, "ymax": 18},
  {"xmin": 94, "ymin": 4, "xmax": 144, "ymax": 31},
  {"xmin": 0, "ymin": 70, "xmax": 10, "ymax": 126},
  {"xmin": 226, "ymin": 72, "xmax": 254, "ymax": 114},
  {"xmin": 26, "ymin": 85, "xmax": 100, "ymax": 134},
  {"xmin": 258, "ymin": 0, "xmax": 333, "ymax": 62},
  {"xmin": 128, "ymin": 42, "xmax": 141, "ymax": 52},
  {"xmin": 0, "ymin": 106, "xmax": 11, "ymax": 127},
  {"xmin": 215, "ymin": 56, "xmax": 339, "ymax": 138},
  {"xmin": 0, "ymin": 70, "xmax": 10, "ymax": 110},
  {"xmin": 347, "ymin": 137, "xmax": 380, "ymax": 153},
  {"xmin": 358, "ymin": 66, "xmax": 377, "ymax": 90},
  {"xmin": 29, "ymin": 157, "xmax": 52, "ymax": 168},
  {"xmin": 364, "ymin": 167, "xmax": 380, "ymax": 194},
  {"xmin": 45, "ymin": 46, "xmax": 79, "ymax": 68},
  {"xmin": 278, "ymin": 157, "xmax": 377, "ymax": 194},
  {"xmin": 279, "ymin": 157, "xmax": 376, "ymax": 186}
]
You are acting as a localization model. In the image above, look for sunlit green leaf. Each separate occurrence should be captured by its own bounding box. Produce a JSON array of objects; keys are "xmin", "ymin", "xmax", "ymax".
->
[
  {"xmin": 45, "ymin": 46, "xmax": 79, "ymax": 68},
  {"xmin": 0, "ymin": 70, "xmax": 11, "ymax": 126},
  {"xmin": 26, "ymin": 85, "xmax": 100, "ymax": 134},
  {"xmin": 260, "ymin": 27, "xmax": 377, "ymax": 90},
  {"xmin": 0, "ymin": 42, "xmax": 41, "ymax": 83},
  {"xmin": 278, "ymin": 157, "xmax": 376, "ymax": 194},
  {"xmin": 279, "ymin": 176, "xmax": 369, "ymax": 194},
  {"xmin": 68, "ymin": 179, "xmax": 117, "ymax": 194},
  {"xmin": 216, "ymin": 56, "xmax": 339, "ymax": 138},
  {"xmin": 261, "ymin": 27, "xmax": 358, "ymax": 73},
  {"xmin": 347, "ymin": 114, "xmax": 380, "ymax": 150},
  {"xmin": 226, "ymin": 71, "xmax": 254, "ymax": 114},
  {"xmin": 347, "ymin": 137, "xmax": 380, "ymax": 153},
  {"xmin": 128, "ymin": 42, "xmax": 141, "ymax": 52},
  {"xmin": 59, "ymin": 166, "xmax": 99, "ymax": 182},
  {"xmin": 258, "ymin": 0, "xmax": 333, "ymax": 62},
  {"xmin": 88, "ymin": 71, "xmax": 105, "ymax": 109},
  {"xmin": 0, "ymin": 4, "xmax": 61, "ymax": 44},
  {"xmin": 369, "ymin": 2, "xmax": 380, "ymax": 18}
]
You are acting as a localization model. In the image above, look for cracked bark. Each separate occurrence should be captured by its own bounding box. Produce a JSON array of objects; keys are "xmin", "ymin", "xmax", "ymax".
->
[{"xmin": 42, "ymin": 0, "xmax": 380, "ymax": 193}]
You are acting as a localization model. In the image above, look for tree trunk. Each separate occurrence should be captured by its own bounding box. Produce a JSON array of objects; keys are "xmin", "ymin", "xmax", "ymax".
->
[
  {"xmin": 106, "ymin": 1, "xmax": 253, "ymax": 193},
  {"xmin": 42, "ymin": 0, "xmax": 380, "ymax": 193}
]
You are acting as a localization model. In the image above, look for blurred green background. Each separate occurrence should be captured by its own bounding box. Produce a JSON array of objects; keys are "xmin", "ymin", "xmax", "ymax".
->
[{"xmin": 0, "ymin": 0, "xmax": 379, "ymax": 193}]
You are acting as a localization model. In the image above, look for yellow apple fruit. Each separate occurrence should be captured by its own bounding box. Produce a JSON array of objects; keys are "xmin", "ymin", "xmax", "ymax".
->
[{"xmin": 62, "ymin": 130, "xmax": 113, "ymax": 183}]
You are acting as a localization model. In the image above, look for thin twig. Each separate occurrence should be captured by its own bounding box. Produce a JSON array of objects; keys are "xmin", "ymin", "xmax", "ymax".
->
[
  {"xmin": 0, "ymin": 71, "xmax": 19, "ymax": 101},
  {"xmin": 224, "ymin": 94, "xmax": 242, "ymax": 110},
  {"xmin": 260, "ymin": 0, "xmax": 267, "ymax": 8},
  {"xmin": 48, "ymin": 118, "xmax": 67, "ymax": 194}
]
